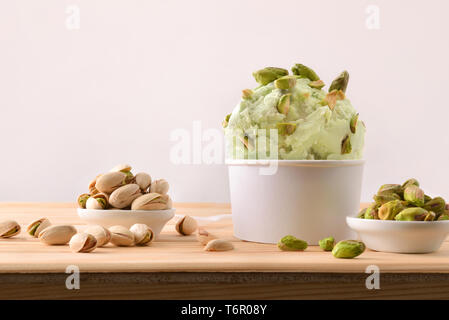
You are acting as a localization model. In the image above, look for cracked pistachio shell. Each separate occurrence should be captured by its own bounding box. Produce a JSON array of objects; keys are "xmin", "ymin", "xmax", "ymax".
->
[
  {"xmin": 278, "ymin": 235, "xmax": 308, "ymax": 251},
  {"xmin": 204, "ymin": 239, "xmax": 234, "ymax": 252},
  {"xmin": 131, "ymin": 193, "xmax": 172, "ymax": 210},
  {"xmin": 77, "ymin": 193, "xmax": 90, "ymax": 209},
  {"xmin": 341, "ymin": 134, "xmax": 352, "ymax": 154},
  {"xmin": 110, "ymin": 164, "xmax": 132, "ymax": 173},
  {"xmin": 26, "ymin": 218, "xmax": 51, "ymax": 237},
  {"xmin": 130, "ymin": 224, "xmax": 154, "ymax": 246},
  {"xmin": 291, "ymin": 64, "xmax": 320, "ymax": 81},
  {"xmin": 332, "ymin": 240, "xmax": 365, "ymax": 259},
  {"xmin": 252, "ymin": 67, "xmax": 289, "ymax": 85},
  {"xmin": 109, "ymin": 184, "xmax": 142, "ymax": 209},
  {"xmin": 378, "ymin": 200, "xmax": 406, "ymax": 220},
  {"xmin": 196, "ymin": 228, "xmax": 218, "ymax": 246},
  {"xmin": 0, "ymin": 220, "xmax": 21, "ymax": 238},
  {"xmin": 176, "ymin": 215, "xmax": 198, "ymax": 236},
  {"xmin": 135, "ymin": 173, "xmax": 152, "ymax": 191},
  {"xmin": 277, "ymin": 93, "xmax": 291, "ymax": 115},
  {"xmin": 319, "ymin": 237, "xmax": 335, "ymax": 251},
  {"xmin": 150, "ymin": 179, "xmax": 169, "ymax": 195},
  {"xmin": 277, "ymin": 123, "xmax": 297, "ymax": 136},
  {"xmin": 109, "ymin": 225, "xmax": 135, "ymax": 246},
  {"xmin": 95, "ymin": 172, "xmax": 128, "ymax": 194},
  {"xmin": 86, "ymin": 193, "xmax": 109, "ymax": 210},
  {"xmin": 69, "ymin": 233, "xmax": 97, "ymax": 253},
  {"xmin": 403, "ymin": 185, "xmax": 425, "ymax": 206},
  {"xmin": 274, "ymin": 75, "xmax": 297, "ymax": 90},
  {"xmin": 38, "ymin": 225, "xmax": 77, "ymax": 245},
  {"xmin": 423, "ymin": 197, "xmax": 446, "ymax": 216},
  {"xmin": 329, "ymin": 70, "xmax": 349, "ymax": 93},
  {"xmin": 373, "ymin": 192, "xmax": 401, "ymax": 206},
  {"xmin": 394, "ymin": 207, "xmax": 429, "ymax": 221},
  {"xmin": 85, "ymin": 225, "xmax": 111, "ymax": 247}
]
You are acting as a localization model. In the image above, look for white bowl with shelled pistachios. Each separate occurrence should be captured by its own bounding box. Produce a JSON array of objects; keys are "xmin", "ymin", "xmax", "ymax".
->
[
  {"xmin": 347, "ymin": 179, "xmax": 449, "ymax": 253},
  {"xmin": 77, "ymin": 164, "xmax": 175, "ymax": 237}
]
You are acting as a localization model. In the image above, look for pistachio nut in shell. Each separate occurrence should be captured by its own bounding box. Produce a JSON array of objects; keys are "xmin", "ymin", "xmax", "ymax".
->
[
  {"xmin": 149, "ymin": 179, "xmax": 169, "ymax": 195},
  {"xmin": 95, "ymin": 171, "xmax": 128, "ymax": 194},
  {"xmin": 38, "ymin": 225, "xmax": 77, "ymax": 245},
  {"xmin": 332, "ymin": 240, "xmax": 365, "ymax": 259},
  {"xmin": 134, "ymin": 172, "xmax": 152, "ymax": 191},
  {"xmin": 204, "ymin": 239, "xmax": 234, "ymax": 252},
  {"xmin": 278, "ymin": 235, "xmax": 308, "ymax": 251},
  {"xmin": 423, "ymin": 197, "xmax": 446, "ymax": 216},
  {"xmin": 86, "ymin": 193, "xmax": 108, "ymax": 210},
  {"xmin": 252, "ymin": 67, "xmax": 288, "ymax": 85},
  {"xmin": 109, "ymin": 225, "xmax": 135, "ymax": 246},
  {"xmin": 378, "ymin": 200, "xmax": 406, "ymax": 220},
  {"xmin": 318, "ymin": 237, "xmax": 335, "ymax": 251},
  {"xmin": 394, "ymin": 207, "xmax": 429, "ymax": 221},
  {"xmin": 109, "ymin": 184, "xmax": 142, "ymax": 209},
  {"xmin": 132, "ymin": 193, "xmax": 172, "ymax": 210},
  {"xmin": 328, "ymin": 70, "xmax": 349, "ymax": 93},
  {"xmin": 27, "ymin": 218, "xmax": 51, "ymax": 237},
  {"xmin": 69, "ymin": 233, "xmax": 97, "ymax": 253},
  {"xmin": 175, "ymin": 216, "xmax": 198, "ymax": 236},
  {"xmin": 85, "ymin": 225, "xmax": 111, "ymax": 247},
  {"xmin": 291, "ymin": 63, "xmax": 320, "ymax": 81},
  {"xmin": 0, "ymin": 220, "xmax": 21, "ymax": 238},
  {"xmin": 110, "ymin": 164, "xmax": 132, "ymax": 173},
  {"xmin": 197, "ymin": 228, "xmax": 218, "ymax": 246},
  {"xmin": 403, "ymin": 185, "xmax": 425, "ymax": 206},
  {"xmin": 77, "ymin": 193, "xmax": 90, "ymax": 209},
  {"xmin": 130, "ymin": 224, "xmax": 154, "ymax": 246}
]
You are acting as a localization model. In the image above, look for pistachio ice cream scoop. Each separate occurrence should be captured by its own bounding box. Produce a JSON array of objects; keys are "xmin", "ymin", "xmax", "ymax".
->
[{"xmin": 223, "ymin": 64, "xmax": 366, "ymax": 160}]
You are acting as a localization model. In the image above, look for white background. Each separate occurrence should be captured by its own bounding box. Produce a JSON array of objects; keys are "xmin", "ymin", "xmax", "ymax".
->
[{"xmin": 1, "ymin": 0, "xmax": 448, "ymax": 203}]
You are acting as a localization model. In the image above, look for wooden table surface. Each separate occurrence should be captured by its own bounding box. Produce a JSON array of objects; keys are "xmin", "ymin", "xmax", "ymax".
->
[{"xmin": 1, "ymin": 202, "xmax": 449, "ymax": 300}]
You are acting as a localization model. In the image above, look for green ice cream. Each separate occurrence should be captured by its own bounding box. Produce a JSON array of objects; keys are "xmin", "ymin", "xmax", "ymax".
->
[{"xmin": 223, "ymin": 64, "xmax": 365, "ymax": 160}]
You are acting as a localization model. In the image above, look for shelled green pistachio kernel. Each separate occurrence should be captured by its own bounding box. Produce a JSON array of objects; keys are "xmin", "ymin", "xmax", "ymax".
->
[
  {"xmin": 378, "ymin": 200, "xmax": 407, "ymax": 220},
  {"xmin": 332, "ymin": 240, "xmax": 365, "ymax": 259},
  {"xmin": 277, "ymin": 123, "xmax": 297, "ymax": 136},
  {"xmin": 252, "ymin": 67, "xmax": 288, "ymax": 85},
  {"xmin": 291, "ymin": 64, "xmax": 320, "ymax": 81},
  {"xmin": 350, "ymin": 113, "xmax": 359, "ymax": 134},
  {"xmin": 438, "ymin": 211, "xmax": 449, "ymax": 220},
  {"xmin": 318, "ymin": 237, "xmax": 335, "ymax": 251},
  {"xmin": 402, "ymin": 178, "xmax": 420, "ymax": 189},
  {"xmin": 403, "ymin": 185, "xmax": 425, "ymax": 207},
  {"xmin": 242, "ymin": 89, "xmax": 253, "ymax": 100},
  {"xmin": 364, "ymin": 203, "xmax": 380, "ymax": 219},
  {"xmin": 394, "ymin": 207, "xmax": 429, "ymax": 221},
  {"xmin": 277, "ymin": 94, "xmax": 291, "ymax": 115},
  {"xmin": 341, "ymin": 134, "xmax": 352, "ymax": 154},
  {"xmin": 222, "ymin": 114, "xmax": 231, "ymax": 128},
  {"xmin": 377, "ymin": 184, "xmax": 402, "ymax": 196},
  {"xmin": 329, "ymin": 70, "xmax": 349, "ymax": 93},
  {"xmin": 357, "ymin": 207, "xmax": 368, "ymax": 219},
  {"xmin": 274, "ymin": 76, "xmax": 297, "ymax": 90},
  {"xmin": 373, "ymin": 192, "xmax": 401, "ymax": 206},
  {"xmin": 278, "ymin": 235, "xmax": 308, "ymax": 251},
  {"xmin": 309, "ymin": 79, "xmax": 325, "ymax": 89},
  {"xmin": 423, "ymin": 197, "xmax": 446, "ymax": 217}
]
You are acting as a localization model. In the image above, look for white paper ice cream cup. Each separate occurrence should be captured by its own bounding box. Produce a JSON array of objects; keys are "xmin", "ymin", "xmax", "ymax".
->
[{"xmin": 227, "ymin": 159, "xmax": 365, "ymax": 244}]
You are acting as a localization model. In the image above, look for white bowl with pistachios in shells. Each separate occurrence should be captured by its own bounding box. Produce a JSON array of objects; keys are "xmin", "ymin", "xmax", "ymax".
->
[{"xmin": 77, "ymin": 164, "xmax": 175, "ymax": 236}]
